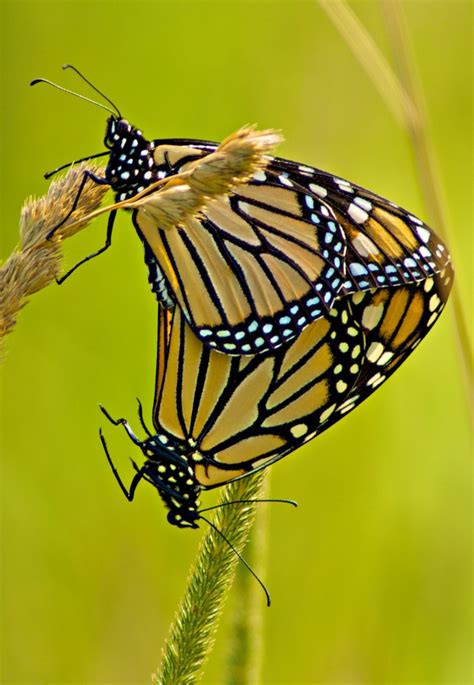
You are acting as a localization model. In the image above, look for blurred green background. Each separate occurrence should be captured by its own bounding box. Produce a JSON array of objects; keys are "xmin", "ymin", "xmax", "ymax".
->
[{"xmin": 1, "ymin": 1, "xmax": 471, "ymax": 683}]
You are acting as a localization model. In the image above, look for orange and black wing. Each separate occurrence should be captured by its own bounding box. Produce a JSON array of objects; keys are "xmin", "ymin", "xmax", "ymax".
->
[
  {"xmin": 135, "ymin": 142, "xmax": 347, "ymax": 355},
  {"xmin": 271, "ymin": 158, "xmax": 451, "ymax": 294},
  {"xmin": 152, "ymin": 301, "xmax": 364, "ymax": 488},
  {"xmin": 135, "ymin": 140, "xmax": 451, "ymax": 356},
  {"xmin": 150, "ymin": 262, "xmax": 453, "ymax": 490},
  {"xmin": 316, "ymin": 263, "xmax": 454, "ymax": 433}
]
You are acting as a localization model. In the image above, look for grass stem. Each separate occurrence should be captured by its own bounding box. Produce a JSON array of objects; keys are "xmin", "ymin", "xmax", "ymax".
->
[
  {"xmin": 154, "ymin": 471, "xmax": 268, "ymax": 685},
  {"xmin": 224, "ymin": 477, "xmax": 269, "ymax": 684}
]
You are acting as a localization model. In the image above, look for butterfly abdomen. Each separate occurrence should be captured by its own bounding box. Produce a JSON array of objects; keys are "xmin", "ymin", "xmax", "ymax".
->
[{"xmin": 140, "ymin": 434, "xmax": 201, "ymax": 528}]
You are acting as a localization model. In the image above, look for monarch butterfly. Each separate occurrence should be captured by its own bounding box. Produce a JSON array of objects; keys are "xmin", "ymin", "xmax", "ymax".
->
[
  {"xmin": 100, "ymin": 262, "xmax": 453, "ymax": 529},
  {"xmin": 32, "ymin": 66, "xmax": 452, "ymax": 355}
]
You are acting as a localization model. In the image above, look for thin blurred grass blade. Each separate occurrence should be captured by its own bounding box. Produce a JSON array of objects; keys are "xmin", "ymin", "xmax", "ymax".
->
[
  {"xmin": 316, "ymin": 0, "xmax": 473, "ymax": 411},
  {"xmin": 379, "ymin": 0, "xmax": 473, "ymax": 410}
]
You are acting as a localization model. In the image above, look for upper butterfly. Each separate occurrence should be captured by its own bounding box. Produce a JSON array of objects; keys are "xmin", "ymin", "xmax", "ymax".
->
[{"xmin": 31, "ymin": 66, "xmax": 451, "ymax": 355}]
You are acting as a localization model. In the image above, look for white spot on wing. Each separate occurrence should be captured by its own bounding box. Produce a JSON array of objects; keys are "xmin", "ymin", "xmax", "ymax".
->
[
  {"xmin": 366, "ymin": 342, "xmax": 384, "ymax": 363},
  {"xmin": 348, "ymin": 202, "xmax": 369, "ymax": 224},
  {"xmin": 309, "ymin": 183, "xmax": 327, "ymax": 198},
  {"xmin": 354, "ymin": 196, "xmax": 372, "ymax": 211},
  {"xmin": 362, "ymin": 303, "xmax": 384, "ymax": 330},
  {"xmin": 424, "ymin": 278, "xmax": 434, "ymax": 293},
  {"xmin": 320, "ymin": 404, "xmax": 336, "ymax": 422},
  {"xmin": 416, "ymin": 226, "xmax": 431, "ymax": 243},
  {"xmin": 377, "ymin": 351, "xmax": 394, "ymax": 365},
  {"xmin": 429, "ymin": 294, "xmax": 441, "ymax": 311},
  {"xmin": 290, "ymin": 424, "xmax": 308, "ymax": 438},
  {"xmin": 352, "ymin": 234, "xmax": 380, "ymax": 257}
]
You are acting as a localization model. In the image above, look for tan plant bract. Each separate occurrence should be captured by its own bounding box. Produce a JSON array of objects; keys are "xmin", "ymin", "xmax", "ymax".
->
[
  {"xmin": 1, "ymin": 127, "xmax": 282, "ymax": 352},
  {"xmin": 129, "ymin": 126, "xmax": 283, "ymax": 230},
  {"xmin": 44, "ymin": 126, "xmax": 283, "ymax": 236},
  {"xmin": 0, "ymin": 164, "xmax": 108, "ymax": 351}
]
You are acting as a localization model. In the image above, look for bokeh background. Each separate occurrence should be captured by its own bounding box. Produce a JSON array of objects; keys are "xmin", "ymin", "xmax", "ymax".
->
[{"xmin": 1, "ymin": 1, "xmax": 471, "ymax": 683}]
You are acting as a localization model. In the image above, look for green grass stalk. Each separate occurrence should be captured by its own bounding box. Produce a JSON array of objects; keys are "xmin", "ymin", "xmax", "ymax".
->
[
  {"xmin": 380, "ymin": 0, "xmax": 473, "ymax": 409},
  {"xmin": 317, "ymin": 0, "xmax": 416, "ymax": 128},
  {"xmin": 317, "ymin": 0, "xmax": 473, "ymax": 411},
  {"xmin": 153, "ymin": 471, "xmax": 268, "ymax": 685},
  {"xmin": 224, "ymin": 476, "xmax": 269, "ymax": 685}
]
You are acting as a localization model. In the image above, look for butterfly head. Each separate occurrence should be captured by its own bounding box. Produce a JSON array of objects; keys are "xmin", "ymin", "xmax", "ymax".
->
[
  {"xmin": 104, "ymin": 116, "xmax": 158, "ymax": 201},
  {"xmin": 104, "ymin": 115, "xmax": 129, "ymax": 149},
  {"xmin": 140, "ymin": 434, "xmax": 201, "ymax": 529}
]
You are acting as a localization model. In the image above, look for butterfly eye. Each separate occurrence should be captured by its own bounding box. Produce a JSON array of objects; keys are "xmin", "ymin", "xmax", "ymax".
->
[
  {"xmin": 104, "ymin": 116, "xmax": 117, "ymax": 148},
  {"xmin": 116, "ymin": 119, "xmax": 131, "ymax": 136}
]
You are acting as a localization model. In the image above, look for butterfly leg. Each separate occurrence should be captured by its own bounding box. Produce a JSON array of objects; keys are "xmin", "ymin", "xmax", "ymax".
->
[
  {"xmin": 46, "ymin": 169, "xmax": 109, "ymax": 240},
  {"xmin": 99, "ymin": 402, "xmax": 143, "ymax": 446},
  {"xmin": 56, "ymin": 209, "xmax": 117, "ymax": 284},
  {"xmin": 99, "ymin": 429, "xmax": 144, "ymax": 502},
  {"xmin": 136, "ymin": 398, "xmax": 153, "ymax": 437}
]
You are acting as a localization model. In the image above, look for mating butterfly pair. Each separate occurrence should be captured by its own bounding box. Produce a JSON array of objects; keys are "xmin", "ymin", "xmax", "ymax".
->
[{"xmin": 32, "ymin": 67, "xmax": 453, "ymax": 532}]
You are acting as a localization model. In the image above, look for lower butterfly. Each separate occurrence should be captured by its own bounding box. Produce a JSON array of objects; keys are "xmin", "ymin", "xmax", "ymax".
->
[
  {"xmin": 33, "ymin": 66, "xmax": 453, "ymax": 355},
  {"xmin": 100, "ymin": 263, "xmax": 453, "ymax": 528}
]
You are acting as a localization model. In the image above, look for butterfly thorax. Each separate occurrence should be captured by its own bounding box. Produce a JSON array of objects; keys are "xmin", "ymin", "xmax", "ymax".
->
[
  {"xmin": 140, "ymin": 434, "xmax": 201, "ymax": 529},
  {"xmin": 103, "ymin": 117, "xmax": 180, "ymax": 308},
  {"xmin": 104, "ymin": 116, "xmax": 160, "ymax": 202}
]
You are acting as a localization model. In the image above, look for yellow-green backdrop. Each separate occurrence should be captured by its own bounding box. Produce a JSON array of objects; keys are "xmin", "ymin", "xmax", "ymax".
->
[{"xmin": 1, "ymin": 2, "xmax": 471, "ymax": 684}]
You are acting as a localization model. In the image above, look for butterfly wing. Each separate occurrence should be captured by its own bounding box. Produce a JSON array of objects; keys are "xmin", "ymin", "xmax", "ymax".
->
[
  {"xmin": 135, "ymin": 178, "xmax": 346, "ymax": 355},
  {"xmin": 152, "ymin": 301, "xmax": 365, "ymax": 488},
  {"xmin": 153, "ymin": 303, "xmax": 364, "ymax": 487},
  {"xmin": 270, "ymin": 159, "xmax": 451, "ymax": 293},
  {"xmin": 151, "ymin": 258, "xmax": 452, "ymax": 489},
  {"xmin": 134, "ymin": 139, "xmax": 451, "ymax": 356},
  {"xmin": 316, "ymin": 263, "xmax": 454, "ymax": 433}
]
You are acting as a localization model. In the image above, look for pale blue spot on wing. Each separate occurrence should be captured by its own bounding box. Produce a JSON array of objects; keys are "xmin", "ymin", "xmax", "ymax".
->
[{"xmin": 350, "ymin": 263, "xmax": 368, "ymax": 276}]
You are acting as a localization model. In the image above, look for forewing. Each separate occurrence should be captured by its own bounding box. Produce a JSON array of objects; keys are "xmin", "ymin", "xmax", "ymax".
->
[
  {"xmin": 270, "ymin": 158, "xmax": 451, "ymax": 293},
  {"xmin": 136, "ymin": 139, "xmax": 451, "ymax": 357},
  {"xmin": 135, "ymin": 167, "xmax": 347, "ymax": 354}
]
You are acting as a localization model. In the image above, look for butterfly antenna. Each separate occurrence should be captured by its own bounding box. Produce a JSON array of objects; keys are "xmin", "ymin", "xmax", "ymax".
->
[
  {"xmin": 44, "ymin": 150, "xmax": 111, "ymax": 180},
  {"xmin": 30, "ymin": 78, "xmax": 118, "ymax": 117},
  {"xmin": 199, "ymin": 498, "xmax": 298, "ymax": 514},
  {"xmin": 199, "ymin": 515, "xmax": 271, "ymax": 607},
  {"xmin": 62, "ymin": 64, "xmax": 121, "ymax": 117}
]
